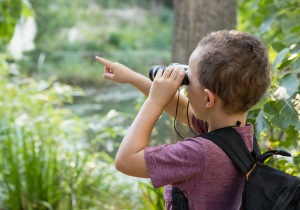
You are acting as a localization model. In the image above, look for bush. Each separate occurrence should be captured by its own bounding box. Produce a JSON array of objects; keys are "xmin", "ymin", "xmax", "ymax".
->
[{"xmin": 0, "ymin": 56, "xmax": 144, "ymax": 209}]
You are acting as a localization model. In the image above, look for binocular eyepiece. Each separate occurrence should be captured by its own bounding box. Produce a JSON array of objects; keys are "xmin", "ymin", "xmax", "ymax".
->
[{"xmin": 149, "ymin": 63, "xmax": 189, "ymax": 86}]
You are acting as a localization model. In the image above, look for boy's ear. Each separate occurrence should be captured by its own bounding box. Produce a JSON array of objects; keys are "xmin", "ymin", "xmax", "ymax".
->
[{"xmin": 204, "ymin": 89, "xmax": 215, "ymax": 108}]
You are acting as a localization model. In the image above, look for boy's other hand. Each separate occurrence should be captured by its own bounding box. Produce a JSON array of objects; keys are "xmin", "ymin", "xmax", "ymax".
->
[
  {"xmin": 148, "ymin": 66, "xmax": 186, "ymax": 109},
  {"xmin": 95, "ymin": 56, "xmax": 135, "ymax": 84}
]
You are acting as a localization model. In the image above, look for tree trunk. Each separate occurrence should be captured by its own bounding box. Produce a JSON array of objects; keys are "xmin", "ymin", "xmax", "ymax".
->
[{"xmin": 170, "ymin": 0, "xmax": 236, "ymax": 143}]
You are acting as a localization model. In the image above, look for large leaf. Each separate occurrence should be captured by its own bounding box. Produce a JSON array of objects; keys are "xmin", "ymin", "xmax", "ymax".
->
[
  {"xmin": 252, "ymin": 96, "xmax": 268, "ymax": 110},
  {"xmin": 271, "ymin": 42, "xmax": 285, "ymax": 53},
  {"xmin": 259, "ymin": 14, "xmax": 276, "ymax": 34},
  {"xmin": 278, "ymin": 53, "xmax": 300, "ymax": 71},
  {"xmin": 264, "ymin": 100, "xmax": 300, "ymax": 130},
  {"xmin": 283, "ymin": 33, "xmax": 300, "ymax": 45},
  {"xmin": 290, "ymin": 57, "xmax": 300, "ymax": 71},
  {"xmin": 280, "ymin": 73, "xmax": 299, "ymax": 97},
  {"xmin": 294, "ymin": 154, "xmax": 300, "ymax": 166},
  {"xmin": 273, "ymin": 48, "xmax": 289, "ymax": 69},
  {"xmin": 254, "ymin": 108, "xmax": 270, "ymax": 136},
  {"xmin": 284, "ymin": 125, "xmax": 299, "ymax": 149},
  {"xmin": 281, "ymin": 18, "xmax": 298, "ymax": 33}
]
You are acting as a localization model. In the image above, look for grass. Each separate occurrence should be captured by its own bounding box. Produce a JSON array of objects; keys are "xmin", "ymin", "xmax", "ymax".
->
[{"xmin": 0, "ymin": 58, "xmax": 147, "ymax": 209}]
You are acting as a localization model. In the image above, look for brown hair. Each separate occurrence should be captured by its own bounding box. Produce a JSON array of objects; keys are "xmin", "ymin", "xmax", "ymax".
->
[{"xmin": 197, "ymin": 30, "xmax": 271, "ymax": 115}]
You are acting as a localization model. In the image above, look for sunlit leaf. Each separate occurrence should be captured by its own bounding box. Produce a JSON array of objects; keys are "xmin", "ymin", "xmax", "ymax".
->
[
  {"xmin": 38, "ymin": 201, "xmax": 53, "ymax": 210},
  {"xmin": 254, "ymin": 109, "xmax": 270, "ymax": 136},
  {"xmin": 252, "ymin": 96, "xmax": 268, "ymax": 110},
  {"xmin": 280, "ymin": 73, "xmax": 299, "ymax": 96},
  {"xmin": 278, "ymin": 53, "xmax": 300, "ymax": 70},
  {"xmin": 250, "ymin": 0, "xmax": 260, "ymax": 9},
  {"xmin": 283, "ymin": 33, "xmax": 300, "ymax": 45},
  {"xmin": 281, "ymin": 18, "xmax": 297, "ymax": 34},
  {"xmin": 294, "ymin": 155, "xmax": 300, "ymax": 166},
  {"xmin": 268, "ymin": 137, "xmax": 279, "ymax": 143},
  {"xmin": 264, "ymin": 100, "xmax": 300, "ymax": 130},
  {"xmin": 271, "ymin": 42, "xmax": 285, "ymax": 53},
  {"xmin": 284, "ymin": 125, "xmax": 299, "ymax": 149},
  {"xmin": 259, "ymin": 14, "xmax": 276, "ymax": 34},
  {"xmin": 273, "ymin": 48, "xmax": 289, "ymax": 69},
  {"xmin": 290, "ymin": 56, "xmax": 300, "ymax": 71}
]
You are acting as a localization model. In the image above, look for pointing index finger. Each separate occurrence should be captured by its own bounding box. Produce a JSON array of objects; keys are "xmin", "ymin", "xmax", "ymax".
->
[{"xmin": 95, "ymin": 56, "xmax": 114, "ymax": 68}]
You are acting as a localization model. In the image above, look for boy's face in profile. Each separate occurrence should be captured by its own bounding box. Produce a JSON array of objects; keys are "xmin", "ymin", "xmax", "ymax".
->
[{"xmin": 187, "ymin": 46, "xmax": 210, "ymax": 121}]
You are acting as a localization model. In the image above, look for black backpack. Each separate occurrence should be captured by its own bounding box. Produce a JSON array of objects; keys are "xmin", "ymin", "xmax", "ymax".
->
[{"xmin": 172, "ymin": 126, "xmax": 300, "ymax": 210}]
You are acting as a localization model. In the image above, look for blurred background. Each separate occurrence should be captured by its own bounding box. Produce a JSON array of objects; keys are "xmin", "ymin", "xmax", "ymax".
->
[{"xmin": 0, "ymin": 0, "xmax": 300, "ymax": 209}]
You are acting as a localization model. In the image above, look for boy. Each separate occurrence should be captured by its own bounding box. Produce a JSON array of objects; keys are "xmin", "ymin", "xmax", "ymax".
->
[{"xmin": 95, "ymin": 30, "xmax": 271, "ymax": 210}]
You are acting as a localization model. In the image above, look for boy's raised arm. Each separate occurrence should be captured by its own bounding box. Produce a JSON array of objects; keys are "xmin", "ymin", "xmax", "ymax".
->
[{"xmin": 95, "ymin": 56, "xmax": 194, "ymax": 129}]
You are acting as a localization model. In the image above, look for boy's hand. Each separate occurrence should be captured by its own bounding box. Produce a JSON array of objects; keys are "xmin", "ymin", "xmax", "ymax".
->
[
  {"xmin": 148, "ymin": 66, "xmax": 186, "ymax": 109},
  {"xmin": 95, "ymin": 56, "xmax": 135, "ymax": 84}
]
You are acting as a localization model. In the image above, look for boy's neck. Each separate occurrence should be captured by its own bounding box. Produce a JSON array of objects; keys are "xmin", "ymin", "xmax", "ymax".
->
[{"xmin": 207, "ymin": 111, "xmax": 247, "ymax": 132}]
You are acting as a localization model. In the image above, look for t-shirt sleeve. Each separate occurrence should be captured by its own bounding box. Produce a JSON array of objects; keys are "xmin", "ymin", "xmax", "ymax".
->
[
  {"xmin": 144, "ymin": 138, "xmax": 205, "ymax": 191},
  {"xmin": 192, "ymin": 114, "xmax": 209, "ymax": 135}
]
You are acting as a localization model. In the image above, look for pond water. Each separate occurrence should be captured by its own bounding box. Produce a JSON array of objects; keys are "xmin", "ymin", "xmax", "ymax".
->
[{"xmin": 65, "ymin": 83, "xmax": 172, "ymax": 158}]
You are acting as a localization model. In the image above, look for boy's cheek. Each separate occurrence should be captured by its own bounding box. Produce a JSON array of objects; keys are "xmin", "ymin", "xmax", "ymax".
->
[{"xmin": 187, "ymin": 85, "xmax": 195, "ymax": 100}]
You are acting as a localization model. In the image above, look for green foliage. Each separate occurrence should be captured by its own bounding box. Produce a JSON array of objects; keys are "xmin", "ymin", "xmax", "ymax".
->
[
  {"xmin": 239, "ymin": 0, "xmax": 300, "ymax": 176},
  {"xmin": 18, "ymin": 1, "xmax": 173, "ymax": 86},
  {"xmin": 94, "ymin": 0, "xmax": 173, "ymax": 9},
  {"xmin": 138, "ymin": 180, "xmax": 165, "ymax": 210},
  {"xmin": 0, "ymin": 56, "xmax": 144, "ymax": 209},
  {"xmin": 0, "ymin": 0, "xmax": 33, "ymax": 46}
]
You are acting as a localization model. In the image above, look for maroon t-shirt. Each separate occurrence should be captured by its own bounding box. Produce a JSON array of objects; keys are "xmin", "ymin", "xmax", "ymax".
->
[{"xmin": 144, "ymin": 114, "xmax": 253, "ymax": 210}]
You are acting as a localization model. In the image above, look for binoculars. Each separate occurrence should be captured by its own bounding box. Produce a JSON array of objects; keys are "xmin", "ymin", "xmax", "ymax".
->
[{"xmin": 149, "ymin": 63, "xmax": 189, "ymax": 86}]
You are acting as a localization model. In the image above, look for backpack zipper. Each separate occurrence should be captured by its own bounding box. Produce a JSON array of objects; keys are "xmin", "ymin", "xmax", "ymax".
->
[{"xmin": 269, "ymin": 178, "xmax": 299, "ymax": 210}]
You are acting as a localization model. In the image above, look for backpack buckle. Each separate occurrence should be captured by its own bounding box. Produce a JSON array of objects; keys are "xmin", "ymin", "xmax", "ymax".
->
[{"xmin": 246, "ymin": 162, "xmax": 262, "ymax": 181}]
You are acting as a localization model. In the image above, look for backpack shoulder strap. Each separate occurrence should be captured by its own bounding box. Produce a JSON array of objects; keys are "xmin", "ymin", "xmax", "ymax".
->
[
  {"xmin": 252, "ymin": 135, "xmax": 261, "ymax": 159},
  {"xmin": 199, "ymin": 127, "xmax": 255, "ymax": 176}
]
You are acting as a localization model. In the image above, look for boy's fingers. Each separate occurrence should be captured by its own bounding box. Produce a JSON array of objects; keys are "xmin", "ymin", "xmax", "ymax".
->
[
  {"xmin": 169, "ymin": 66, "xmax": 181, "ymax": 80},
  {"xmin": 104, "ymin": 66, "xmax": 111, "ymax": 73},
  {"xmin": 103, "ymin": 73, "xmax": 115, "ymax": 80},
  {"xmin": 176, "ymin": 69, "xmax": 186, "ymax": 83},
  {"xmin": 162, "ymin": 66, "xmax": 174, "ymax": 79},
  {"xmin": 155, "ymin": 68, "xmax": 163, "ymax": 80},
  {"xmin": 95, "ymin": 56, "xmax": 114, "ymax": 68}
]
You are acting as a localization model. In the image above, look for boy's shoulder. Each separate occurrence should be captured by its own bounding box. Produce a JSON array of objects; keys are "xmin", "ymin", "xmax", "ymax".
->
[{"xmin": 191, "ymin": 114, "xmax": 254, "ymax": 153}]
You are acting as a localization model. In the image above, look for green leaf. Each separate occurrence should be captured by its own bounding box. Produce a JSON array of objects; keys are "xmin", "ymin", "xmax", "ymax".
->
[
  {"xmin": 273, "ymin": 48, "xmax": 289, "ymax": 69},
  {"xmin": 259, "ymin": 14, "xmax": 276, "ymax": 34},
  {"xmin": 294, "ymin": 155, "xmax": 300, "ymax": 166},
  {"xmin": 268, "ymin": 137, "xmax": 279, "ymax": 143},
  {"xmin": 280, "ymin": 73, "xmax": 299, "ymax": 96},
  {"xmin": 278, "ymin": 53, "xmax": 300, "ymax": 71},
  {"xmin": 290, "ymin": 25, "xmax": 300, "ymax": 33},
  {"xmin": 271, "ymin": 42, "xmax": 285, "ymax": 52},
  {"xmin": 290, "ymin": 56, "xmax": 300, "ymax": 71},
  {"xmin": 291, "ymin": 45, "xmax": 300, "ymax": 54},
  {"xmin": 283, "ymin": 33, "xmax": 300, "ymax": 45},
  {"xmin": 281, "ymin": 19, "xmax": 297, "ymax": 33},
  {"xmin": 254, "ymin": 109, "xmax": 270, "ymax": 136},
  {"xmin": 279, "ymin": 138, "xmax": 293, "ymax": 149},
  {"xmin": 252, "ymin": 96, "xmax": 268, "ymax": 110},
  {"xmin": 264, "ymin": 100, "xmax": 300, "ymax": 130},
  {"xmin": 278, "ymin": 99, "xmax": 300, "ymax": 130},
  {"xmin": 284, "ymin": 125, "xmax": 299, "ymax": 148},
  {"xmin": 250, "ymin": 0, "xmax": 260, "ymax": 9},
  {"xmin": 38, "ymin": 201, "xmax": 53, "ymax": 210}
]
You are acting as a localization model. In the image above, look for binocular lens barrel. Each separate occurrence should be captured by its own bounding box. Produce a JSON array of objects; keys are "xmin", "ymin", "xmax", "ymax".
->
[{"xmin": 149, "ymin": 63, "xmax": 189, "ymax": 86}]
